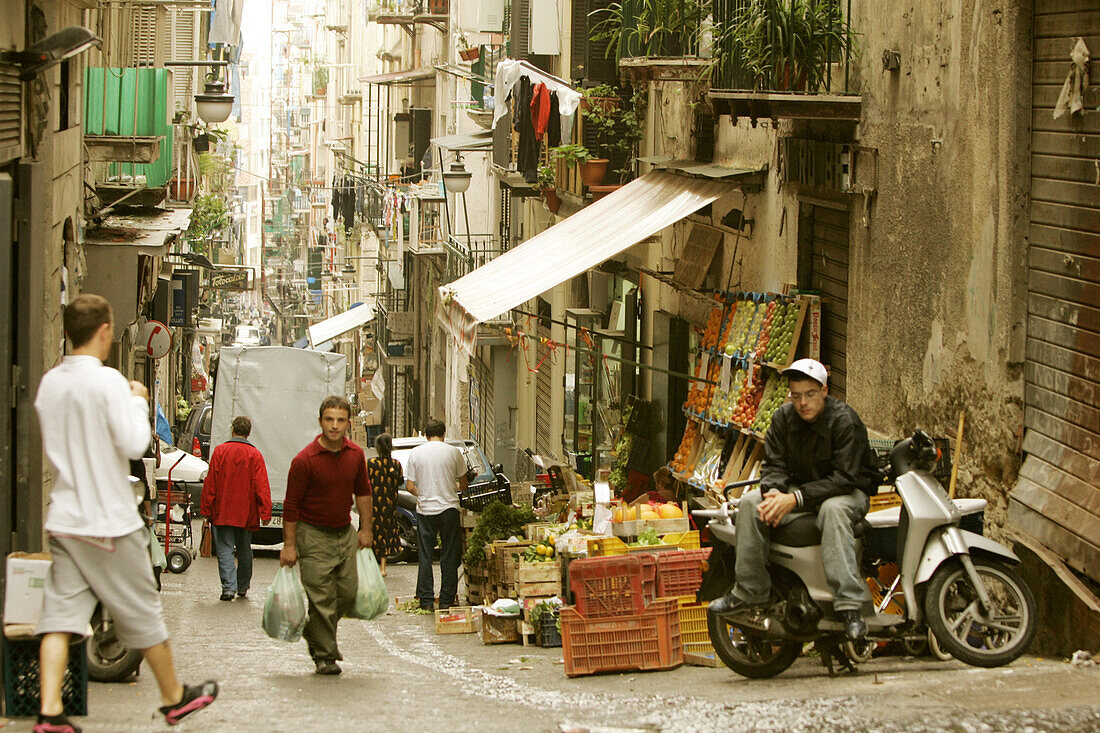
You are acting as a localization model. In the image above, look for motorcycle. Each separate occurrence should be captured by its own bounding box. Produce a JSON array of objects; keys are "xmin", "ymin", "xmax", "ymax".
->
[{"xmin": 694, "ymin": 429, "xmax": 1037, "ymax": 678}]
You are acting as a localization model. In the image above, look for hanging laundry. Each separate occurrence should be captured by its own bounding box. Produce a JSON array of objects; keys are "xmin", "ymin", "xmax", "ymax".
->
[
  {"xmin": 548, "ymin": 92, "xmax": 561, "ymax": 148},
  {"xmin": 531, "ymin": 83, "xmax": 551, "ymax": 141}
]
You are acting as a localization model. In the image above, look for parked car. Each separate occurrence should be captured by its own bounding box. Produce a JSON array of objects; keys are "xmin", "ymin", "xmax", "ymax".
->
[
  {"xmin": 232, "ymin": 324, "xmax": 264, "ymax": 346},
  {"xmin": 384, "ymin": 437, "xmax": 509, "ymax": 564},
  {"xmin": 155, "ymin": 438, "xmax": 208, "ymax": 510},
  {"xmin": 176, "ymin": 400, "xmax": 212, "ymax": 461}
]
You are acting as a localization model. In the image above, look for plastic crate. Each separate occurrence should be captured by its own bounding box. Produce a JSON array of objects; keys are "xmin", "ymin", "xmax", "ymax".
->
[
  {"xmin": 587, "ymin": 530, "xmax": 701, "ymax": 558},
  {"xmin": 656, "ymin": 547, "xmax": 713, "ymax": 598},
  {"xmin": 561, "ymin": 597, "xmax": 683, "ymax": 677},
  {"xmin": 2, "ymin": 637, "xmax": 88, "ymax": 717},
  {"xmin": 568, "ymin": 554, "xmax": 657, "ymax": 618},
  {"xmin": 459, "ymin": 482, "xmax": 511, "ymax": 511},
  {"xmin": 673, "ymin": 595, "xmax": 713, "ymax": 654},
  {"xmin": 537, "ymin": 611, "xmax": 562, "ymax": 648}
]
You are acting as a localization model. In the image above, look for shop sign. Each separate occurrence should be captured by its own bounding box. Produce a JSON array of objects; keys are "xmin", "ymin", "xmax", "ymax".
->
[
  {"xmin": 209, "ymin": 268, "xmax": 251, "ymax": 290},
  {"xmin": 191, "ymin": 374, "xmax": 207, "ymax": 393},
  {"xmin": 170, "ymin": 270, "xmax": 199, "ymax": 327}
]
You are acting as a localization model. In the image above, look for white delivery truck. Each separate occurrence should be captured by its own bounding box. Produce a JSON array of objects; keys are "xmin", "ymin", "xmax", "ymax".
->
[{"xmin": 210, "ymin": 346, "xmax": 348, "ymax": 545}]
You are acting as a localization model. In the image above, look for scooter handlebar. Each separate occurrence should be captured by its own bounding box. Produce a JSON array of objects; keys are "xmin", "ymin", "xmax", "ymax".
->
[{"xmin": 724, "ymin": 477, "xmax": 760, "ymax": 501}]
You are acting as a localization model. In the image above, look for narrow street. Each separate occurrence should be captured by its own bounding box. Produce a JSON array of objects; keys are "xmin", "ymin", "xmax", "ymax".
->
[{"xmin": 9, "ymin": 551, "xmax": 1096, "ymax": 733}]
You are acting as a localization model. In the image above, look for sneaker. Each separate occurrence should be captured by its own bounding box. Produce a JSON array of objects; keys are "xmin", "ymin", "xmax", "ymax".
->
[
  {"xmin": 159, "ymin": 680, "xmax": 219, "ymax": 725},
  {"xmin": 237, "ymin": 590, "xmax": 248, "ymax": 599},
  {"xmin": 708, "ymin": 593, "xmax": 769, "ymax": 627},
  {"xmin": 841, "ymin": 609, "xmax": 867, "ymax": 641},
  {"xmin": 314, "ymin": 660, "xmax": 341, "ymax": 675},
  {"xmin": 219, "ymin": 592, "xmax": 234, "ymax": 601},
  {"xmin": 33, "ymin": 714, "xmax": 81, "ymax": 733}
]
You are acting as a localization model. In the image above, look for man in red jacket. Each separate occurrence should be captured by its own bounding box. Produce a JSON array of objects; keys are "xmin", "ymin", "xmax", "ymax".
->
[{"xmin": 200, "ymin": 416, "xmax": 272, "ymax": 601}]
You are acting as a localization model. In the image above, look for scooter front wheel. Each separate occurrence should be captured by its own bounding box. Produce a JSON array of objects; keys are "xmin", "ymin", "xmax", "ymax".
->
[
  {"xmin": 924, "ymin": 557, "xmax": 1036, "ymax": 668},
  {"xmin": 708, "ymin": 612, "xmax": 802, "ymax": 679}
]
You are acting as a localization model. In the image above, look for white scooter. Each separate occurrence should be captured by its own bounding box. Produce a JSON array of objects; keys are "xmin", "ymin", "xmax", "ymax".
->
[{"xmin": 694, "ymin": 429, "xmax": 1037, "ymax": 678}]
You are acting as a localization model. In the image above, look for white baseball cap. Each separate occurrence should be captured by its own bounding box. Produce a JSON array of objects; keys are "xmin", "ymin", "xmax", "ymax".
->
[{"xmin": 782, "ymin": 358, "xmax": 828, "ymax": 387}]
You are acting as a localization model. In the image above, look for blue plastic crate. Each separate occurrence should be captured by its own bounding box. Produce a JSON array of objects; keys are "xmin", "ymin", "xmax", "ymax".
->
[{"xmin": 2, "ymin": 637, "xmax": 88, "ymax": 717}]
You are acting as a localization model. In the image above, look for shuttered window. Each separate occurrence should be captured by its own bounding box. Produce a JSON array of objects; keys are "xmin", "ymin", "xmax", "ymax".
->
[
  {"xmin": 1008, "ymin": 1, "xmax": 1100, "ymax": 582},
  {"xmin": 570, "ymin": 0, "xmax": 617, "ymax": 84},
  {"xmin": 0, "ymin": 64, "xmax": 20, "ymax": 164},
  {"xmin": 168, "ymin": 10, "xmax": 199, "ymax": 117},
  {"xmin": 128, "ymin": 6, "xmax": 158, "ymax": 67}
]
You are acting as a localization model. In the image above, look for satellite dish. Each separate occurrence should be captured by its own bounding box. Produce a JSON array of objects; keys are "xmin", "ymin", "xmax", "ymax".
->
[{"xmin": 141, "ymin": 320, "xmax": 173, "ymax": 359}]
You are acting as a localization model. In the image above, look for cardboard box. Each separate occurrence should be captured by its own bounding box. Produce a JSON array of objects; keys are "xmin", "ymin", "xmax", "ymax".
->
[
  {"xmin": 4, "ymin": 553, "xmax": 51, "ymax": 626},
  {"xmin": 434, "ymin": 606, "xmax": 476, "ymax": 634}
]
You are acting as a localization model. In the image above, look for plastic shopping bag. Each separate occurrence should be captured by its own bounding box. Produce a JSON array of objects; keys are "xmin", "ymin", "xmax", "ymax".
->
[
  {"xmin": 347, "ymin": 548, "xmax": 389, "ymax": 620},
  {"xmin": 262, "ymin": 565, "xmax": 309, "ymax": 642},
  {"xmin": 148, "ymin": 526, "xmax": 167, "ymax": 570}
]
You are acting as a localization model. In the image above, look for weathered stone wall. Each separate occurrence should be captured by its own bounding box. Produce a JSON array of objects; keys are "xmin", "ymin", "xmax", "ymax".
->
[{"xmin": 849, "ymin": 0, "xmax": 1032, "ymax": 532}]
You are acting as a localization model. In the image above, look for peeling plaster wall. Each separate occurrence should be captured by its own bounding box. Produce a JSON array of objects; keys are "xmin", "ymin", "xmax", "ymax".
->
[{"xmin": 852, "ymin": 0, "xmax": 1031, "ymax": 530}]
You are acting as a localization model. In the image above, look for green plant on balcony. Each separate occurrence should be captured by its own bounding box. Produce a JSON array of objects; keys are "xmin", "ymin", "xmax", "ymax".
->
[
  {"xmin": 590, "ymin": 0, "xmax": 706, "ymax": 61},
  {"xmin": 184, "ymin": 193, "xmax": 230, "ymax": 255},
  {"xmin": 719, "ymin": 0, "xmax": 855, "ymax": 93},
  {"xmin": 310, "ymin": 59, "xmax": 330, "ymax": 95},
  {"xmin": 580, "ymin": 84, "xmax": 646, "ymax": 184},
  {"xmin": 536, "ymin": 163, "xmax": 556, "ymax": 189},
  {"xmin": 549, "ymin": 143, "xmax": 592, "ymax": 168}
]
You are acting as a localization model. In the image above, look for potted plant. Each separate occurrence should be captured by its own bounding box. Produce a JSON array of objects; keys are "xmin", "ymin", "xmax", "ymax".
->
[
  {"xmin": 457, "ymin": 32, "xmax": 480, "ymax": 61},
  {"xmin": 580, "ymin": 85, "xmax": 633, "ymax": 186},
  {"xmin": 311, "ymin": 59, "xmax": 329, "ymax": 96},
  {"xmin": 723, "ymin": 0, "xmax": 855, "ymax": 93},
  {"xmin": 550, "ymin": 143, "xmax": 603, "ymax": 187},
  {"xmin": 590, "ymin": 0, "xmax": 707, "ymax": 60},
  {"xmin": 536, "ymin": 164, "xmax": 561, "ymax": 213}
]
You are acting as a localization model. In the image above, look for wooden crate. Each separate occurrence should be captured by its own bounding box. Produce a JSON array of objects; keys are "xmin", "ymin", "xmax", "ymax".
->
[
  {"xmin": 434, "ymin": 607, "xmax": 476, "ymax": 634},
  {"xmin": 478, "ymin": 613, "xmax": 521, "ymax": 644},
  {"xmin": 611, "ymin": 501, "xmax": 691, "ymax": 538},
  {"xmin": 513, "ymin": 559, "xmax": 562, "ymax": 598},
  {"xmin": 491, "ymin": 540, "xmax": 535, "ymax": 586}
]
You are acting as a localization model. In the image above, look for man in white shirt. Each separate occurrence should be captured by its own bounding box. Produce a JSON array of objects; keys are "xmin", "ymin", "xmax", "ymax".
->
[
  {"xmin": 32, "ymin": 294, "xmax": 217, "ymax": 733},
  {"xmin": 405, "ymin": 419, "xmax": 468, "ymax": 611}
]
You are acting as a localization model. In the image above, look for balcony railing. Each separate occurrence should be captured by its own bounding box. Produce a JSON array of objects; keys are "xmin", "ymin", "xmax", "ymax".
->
[
  {"xmin": 444, "ymin": 234, "xmax": 508, "ymax": 284},
  {"xmin": 709, "ymin": 0, "xmax": 855, "ymax": 94}
]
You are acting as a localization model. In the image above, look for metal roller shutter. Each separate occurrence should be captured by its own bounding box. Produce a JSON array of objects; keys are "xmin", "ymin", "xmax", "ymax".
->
[
  {"xmin": 1008, "ymin": 1, "xmax": 1100, "ymax": 582},
  {"xmin": 536, "ymin": 320, "xmax": 553, "ymax": 456},
  {"xmin": 809, "ymin": 204, "xmax": 850, "ymax": 400},
  {"xmin": 0, "ymin": 64, "xmax": 20, "ymax": 164}
]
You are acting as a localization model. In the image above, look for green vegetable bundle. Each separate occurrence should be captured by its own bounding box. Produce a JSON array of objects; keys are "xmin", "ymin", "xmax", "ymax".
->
[{"xmin": 463, "ymin": 502, "xmax": 537, "ymax": 567}]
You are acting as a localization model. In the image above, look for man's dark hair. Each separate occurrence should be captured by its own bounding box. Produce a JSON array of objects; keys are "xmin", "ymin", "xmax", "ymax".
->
[
  {"xmin": 64, "ymin": 294, "xmax": 112, "ymax": 348},
  {"xmin": 319, "ymin": 395, "xmax": 351, "ymax": 418},
  {"xmin": 231, "ymin": 416, "xmax": 252, "ymax": 437},
  {"xmin": 375, "ymin": 432, "xmax": 393, "ymax": 458},
  {"xmin": 424, "ymin": 419, "xmax": 446, "ymax": 439}
]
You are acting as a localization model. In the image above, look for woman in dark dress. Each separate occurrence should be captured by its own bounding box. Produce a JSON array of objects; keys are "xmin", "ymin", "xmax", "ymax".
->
[{"xmin": 366, "ymin": 433, "xmax": 402, "ymax": 576}]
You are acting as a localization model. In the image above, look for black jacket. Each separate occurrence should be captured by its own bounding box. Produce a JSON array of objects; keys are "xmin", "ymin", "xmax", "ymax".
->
[{"xmin": 760, "ymin": 395, "xmax": 881, "ymax": 511}]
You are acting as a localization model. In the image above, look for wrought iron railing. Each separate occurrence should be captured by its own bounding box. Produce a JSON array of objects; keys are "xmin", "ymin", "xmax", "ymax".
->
[{"xmin": 444, "ymin": 233, "xmax": 508, "ymax": 284}]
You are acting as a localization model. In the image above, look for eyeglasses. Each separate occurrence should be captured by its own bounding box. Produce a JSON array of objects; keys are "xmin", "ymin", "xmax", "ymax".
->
[{"xmin": 788, "ymin": 389, "xmax": 821, "ymax": 403}]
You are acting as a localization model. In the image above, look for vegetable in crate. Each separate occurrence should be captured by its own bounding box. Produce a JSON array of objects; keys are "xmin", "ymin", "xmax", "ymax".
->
[
  {"xmin": 463, "ymin": 502, "xmax": 537, "ymax": 566},
  {"xmin": 522, "ymin": 540, "xmax": 556, "ymax": 562},
  {"xmin": 630, "ymin": 527, "xmax": 662, "ymax": 546}
]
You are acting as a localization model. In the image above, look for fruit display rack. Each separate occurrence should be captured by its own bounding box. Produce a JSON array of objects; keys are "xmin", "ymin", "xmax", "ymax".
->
[{"xmin": 667, "ymin": 291, "xmax": 813, "ymax": 492}]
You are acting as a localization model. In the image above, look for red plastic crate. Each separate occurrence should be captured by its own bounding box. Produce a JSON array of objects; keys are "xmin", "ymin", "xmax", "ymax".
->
[
  {"xmin": 656, "ymin": 547, "xmax": 713, "ymax": 598},
  {"xmin": 568, "ymin": 554, "xmax": 657, "ymax": 618},
  {"xmin": 561, "ymin": 597, "xmax": 683, "ymax": 677}
]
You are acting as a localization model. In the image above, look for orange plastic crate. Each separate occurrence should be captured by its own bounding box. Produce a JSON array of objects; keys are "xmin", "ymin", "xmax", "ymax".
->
[
  {"xmin": 561, "ymin": 598, "xmax": 683, "ymax": 677},
  {"xmin": 568, "ymin": 554, "xmax": 657, "ymax": 618},
  {"xmin": 656, "ymin": 547, "xmax": 712, "ymax": 598}
]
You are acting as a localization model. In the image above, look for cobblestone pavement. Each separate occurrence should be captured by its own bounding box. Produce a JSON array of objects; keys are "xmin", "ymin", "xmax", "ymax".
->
[{"xmin": 4, "ymin": 550, "xmax": 1098, "ymax": 732}]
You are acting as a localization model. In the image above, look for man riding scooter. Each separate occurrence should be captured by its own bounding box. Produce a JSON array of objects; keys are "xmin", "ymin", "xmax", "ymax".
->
[{"xmin": 708, "ymin": 359, "xmax": 882, "ymax": 641}]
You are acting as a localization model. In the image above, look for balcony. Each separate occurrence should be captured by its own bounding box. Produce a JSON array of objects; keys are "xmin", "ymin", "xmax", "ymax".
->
[
  {"xmin": 84, "ymin": 68, "xmax": 172, "ymax": 194},
  {"xmin": 444, "ymin": 233, "xmax": 507, "ymax": 284},
  {"xmin": 368, "ymin": 0, "xmax": 448, "ymax": 33},
  {"xmin": 707, "ymin": 0, "xmax": 860, "ymax": 121}
]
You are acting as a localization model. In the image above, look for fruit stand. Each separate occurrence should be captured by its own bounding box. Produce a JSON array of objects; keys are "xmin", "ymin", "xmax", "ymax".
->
[{"xmin": 669, "ymin": 290, "xmax": 820, "ymax": 502}]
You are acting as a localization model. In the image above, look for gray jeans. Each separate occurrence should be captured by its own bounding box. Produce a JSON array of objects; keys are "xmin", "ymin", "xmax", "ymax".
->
[{"xmin": 733, "ymin": 488, "xmax": 871, "ymax": 612}]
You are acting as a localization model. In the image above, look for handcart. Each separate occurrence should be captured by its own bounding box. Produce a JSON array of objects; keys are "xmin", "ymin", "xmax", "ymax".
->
[{"xmin": 154, "ymin": 454, "xmax": 196, "ymax": 573}]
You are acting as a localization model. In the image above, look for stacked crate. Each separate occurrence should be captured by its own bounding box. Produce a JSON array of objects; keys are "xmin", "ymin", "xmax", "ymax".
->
[
  {"xmin": 653, "ymin": 548, "xmax": 714, "ymax": 661},
  {"xmin": 488, "ymin": 539, "xmax": 534, "ymax": 600},
  {"xmin": 560, "ymin": 554, "xmax": 683, "ymax": 677},
  {"xmin": 512, "ymin": 557, "xmax": 563, "ymax": 644}
]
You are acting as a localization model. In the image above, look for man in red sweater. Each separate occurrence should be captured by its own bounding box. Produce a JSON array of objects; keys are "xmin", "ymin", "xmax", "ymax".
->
[
  {"xmin": 280, "ymin": 396, "xmax": 372, "ymax": 675},
  {"xmin": 200, "ymin": 415, "xmax": 272, "ymax": 601}
]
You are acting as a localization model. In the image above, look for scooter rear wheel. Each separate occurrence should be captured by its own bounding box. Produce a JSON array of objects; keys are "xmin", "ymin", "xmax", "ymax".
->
[
  {"xmin": 708, "ymin": 612, "xmax": 802, "ymax": 679},
  {"xmin": 924, "ymin": 557, "xmax": 1036, "ymax": 668}
]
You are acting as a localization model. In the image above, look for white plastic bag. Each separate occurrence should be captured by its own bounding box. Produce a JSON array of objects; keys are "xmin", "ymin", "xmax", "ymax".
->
[
  {"xmin": 147, "ymin": 526, "xmax": 167, "ymax": 570},
  {"xmin": 347, "ymin": 549, "xmax": 389, "ymax": 620},
  {"xmin": 262, "ymin": 566, "xmax": 309, "ymax": 642}
]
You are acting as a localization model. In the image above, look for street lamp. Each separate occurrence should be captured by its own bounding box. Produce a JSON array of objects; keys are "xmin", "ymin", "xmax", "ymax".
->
[
  {"xmin": 442, "ymin": 155, "xmax": 472, "ymax": 194},
  {"xmin": 1, "ymin": 26, "xmax": 101, "ymax": 80},
  {"xmin": 194, "ymin": 69, "xmax": 235, "ymax": 124}
]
